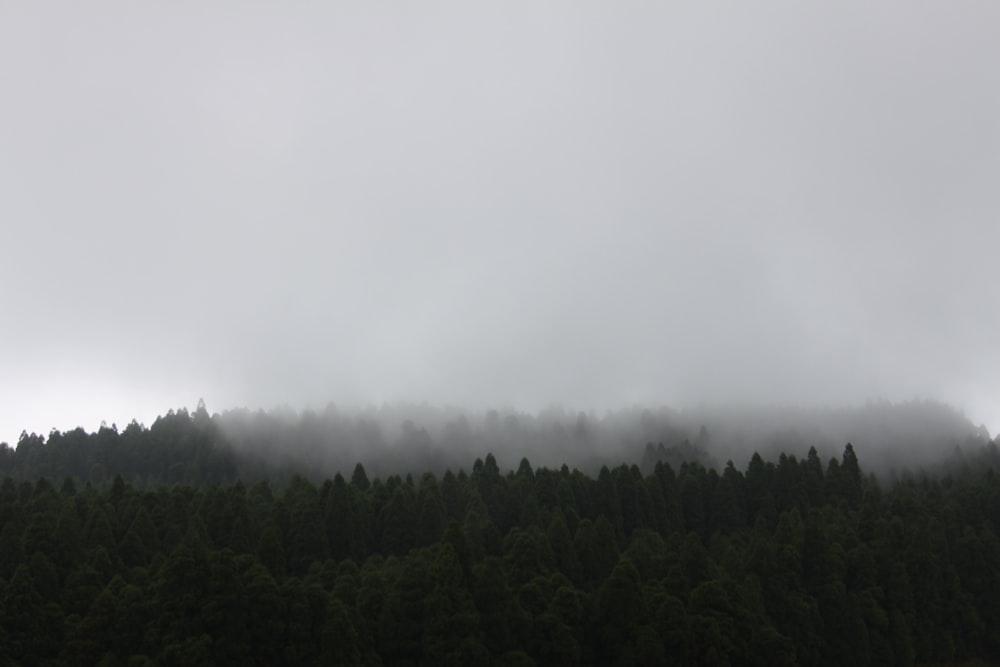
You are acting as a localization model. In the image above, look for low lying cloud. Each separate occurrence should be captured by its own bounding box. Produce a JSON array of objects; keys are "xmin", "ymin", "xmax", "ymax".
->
[{"xmin": 1, "ymin": 2, "xmax": 998, "ymax": 444}]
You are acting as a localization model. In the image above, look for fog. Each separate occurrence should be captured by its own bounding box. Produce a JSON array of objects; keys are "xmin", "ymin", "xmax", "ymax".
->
[
  {"xmin": 209, "ymin": 400, "xmax": 992, "ymax": 482},
  {"xmin": 2, "ymin": 2, "xmax": 999, "ymax": 446}
]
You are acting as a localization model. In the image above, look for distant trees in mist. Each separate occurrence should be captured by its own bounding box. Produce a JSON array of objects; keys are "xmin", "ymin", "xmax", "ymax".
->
[{"xmin": 1, "ymin": 400, "xmax": 993, "ymax": 486}]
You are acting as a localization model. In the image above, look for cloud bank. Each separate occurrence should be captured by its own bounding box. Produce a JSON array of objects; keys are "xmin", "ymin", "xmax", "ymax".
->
[{"xmin": 2, "ymin": 1, "xmax": 998, "ymax": 443}]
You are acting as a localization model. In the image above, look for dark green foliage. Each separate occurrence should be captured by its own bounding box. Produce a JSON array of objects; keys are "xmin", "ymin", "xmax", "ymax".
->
[
  {"xmin": 0, "ymin": 438, "xmax": 999, "ymax": 666},
  {"xmin": 350, "ymin": 462, "xmax": 371, "ymax": 491}
]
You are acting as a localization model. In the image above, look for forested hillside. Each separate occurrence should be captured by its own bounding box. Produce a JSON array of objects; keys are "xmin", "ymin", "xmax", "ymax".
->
[
  {"xmin": 7, "ymin": 0, "xmax": 999, "ymax": 664},
  {"xmin": 2, "ymin": 428, "xmax": 1000, "ymax": 666}
]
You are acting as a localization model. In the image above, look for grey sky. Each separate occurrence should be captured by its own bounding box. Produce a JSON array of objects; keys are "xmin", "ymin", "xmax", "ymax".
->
[{"xmin": 2, "ymin": 1, "xmax": 999, "ymax": 444}]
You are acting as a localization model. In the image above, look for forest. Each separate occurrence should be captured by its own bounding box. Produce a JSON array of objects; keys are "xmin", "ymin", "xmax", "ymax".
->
[{"xmin": 2, "ymin": 406, "xmax": 1000, "ymax": 666}]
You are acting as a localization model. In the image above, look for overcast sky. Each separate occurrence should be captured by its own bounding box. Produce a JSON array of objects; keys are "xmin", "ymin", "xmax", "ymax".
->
[{"xmin": 2, "ymin": 1, "xmax": 999, "ymax": 445}]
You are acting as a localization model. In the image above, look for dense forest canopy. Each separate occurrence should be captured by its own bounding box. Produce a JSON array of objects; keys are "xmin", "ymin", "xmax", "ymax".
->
[
  {"xmin": 2, "ymin": 439, "xmax": 1000, "ymax": 665},
  {"xmin": 1, "ymin": 401, "xmax": 1000, "ymax": 665}
]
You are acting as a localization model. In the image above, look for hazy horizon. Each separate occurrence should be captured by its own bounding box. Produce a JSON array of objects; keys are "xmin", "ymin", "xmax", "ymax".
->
[
  {"xmin": 2, "ymin": 397, "xmax": 993, "ymax": 452},
  {"xmin": 3, "ymin": 2, "xmax": 998, "ymax": 446}
]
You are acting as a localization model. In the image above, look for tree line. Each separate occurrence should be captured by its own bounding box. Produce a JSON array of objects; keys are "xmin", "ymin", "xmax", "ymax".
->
[{"xmin": 4, "ymin": 400, "xmax": 994, "ymax": 490}]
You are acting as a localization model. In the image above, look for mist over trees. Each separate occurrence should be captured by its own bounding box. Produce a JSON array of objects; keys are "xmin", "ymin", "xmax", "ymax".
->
[
  {"xmin": 210, "ymin": 399, "xmax": 998, "ymax": 482},
  {"xmin": 4, "ymin": 400, "xmax": 1000, "ymax": 665},
  {"xmin": 2, "ymin": 422, "xmax": 1000, "ymax": 664},
  {"xmin": 2, "ymin": 400, "xmax": 991, "ymax": 486},
  {"xmin": 5, "ymin": 0, "xmax": 999, "ymax": 663}
]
